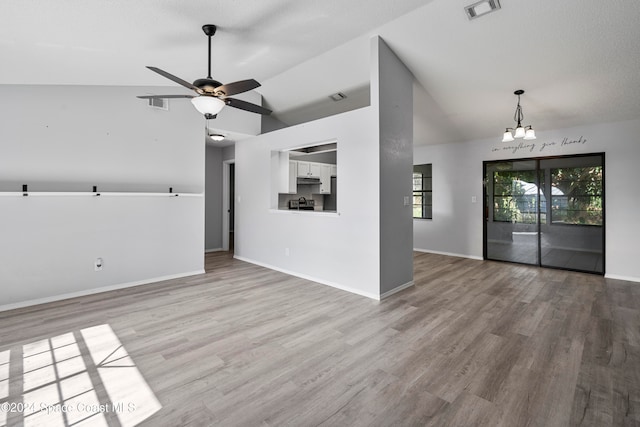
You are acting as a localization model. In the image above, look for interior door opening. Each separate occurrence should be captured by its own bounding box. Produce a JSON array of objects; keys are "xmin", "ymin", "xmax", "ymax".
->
[
  {"xmin": 484, "ymin": 153, "xmax": 605, "ymax": 274},
  {"xmin": 222, "ymin": 160, "xmax": 235, "ymax": 252}
]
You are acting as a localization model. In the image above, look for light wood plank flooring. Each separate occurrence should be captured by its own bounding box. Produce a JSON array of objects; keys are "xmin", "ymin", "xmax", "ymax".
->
[{"xmin": 1, "ymin": 252, "xmax": 639, "ymax": 426}]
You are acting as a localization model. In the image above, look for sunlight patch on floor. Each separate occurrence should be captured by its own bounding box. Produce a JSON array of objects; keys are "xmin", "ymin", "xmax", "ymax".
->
[{"xmin": 0, "ymin": 325, "xmax": 160, "ymax": 427}]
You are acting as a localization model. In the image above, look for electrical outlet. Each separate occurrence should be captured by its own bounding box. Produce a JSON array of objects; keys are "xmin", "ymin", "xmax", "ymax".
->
[
  {"xmin": 471, "ymin": 196, "xmax": 477, "ymax": 203},
  {"xmin": 95, "ymin": 258, "xmax": 103, "ymax": 271}
]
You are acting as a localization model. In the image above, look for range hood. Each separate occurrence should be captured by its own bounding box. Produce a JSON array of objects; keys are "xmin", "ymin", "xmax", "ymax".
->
[{"xmin": 297, "ymin": 177, "xmax": 321, "ymax": 185}]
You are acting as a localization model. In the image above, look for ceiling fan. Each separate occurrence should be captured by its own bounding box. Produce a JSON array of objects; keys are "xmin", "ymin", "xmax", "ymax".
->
[{"xmin": 138, "ymin": 24, "xmax": 271, "ymax": 119}]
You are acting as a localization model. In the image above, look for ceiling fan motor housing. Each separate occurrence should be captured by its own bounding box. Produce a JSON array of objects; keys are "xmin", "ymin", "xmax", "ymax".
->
[{"xmin": 193, "ymin": 78, "xmax": 223, "ymax": 94}]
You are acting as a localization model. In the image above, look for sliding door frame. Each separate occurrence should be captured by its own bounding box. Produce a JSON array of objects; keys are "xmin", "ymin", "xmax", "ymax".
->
[{"xmin": 483, "ymin": 152, "xmax": 605, "ymax": 275}]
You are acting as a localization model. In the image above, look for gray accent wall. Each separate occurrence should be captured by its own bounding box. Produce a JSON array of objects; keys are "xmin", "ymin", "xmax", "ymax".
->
[
  {"xmin": 205, "ymin": 145, "xmax": 223, "ymax": 251},
  {"xmin": 372, "ymin": 37, "xmax": 414, "ymax": 296},
  {"xmin": 222, "ymin": 145, "xmax": 235, "ymax": 162}
]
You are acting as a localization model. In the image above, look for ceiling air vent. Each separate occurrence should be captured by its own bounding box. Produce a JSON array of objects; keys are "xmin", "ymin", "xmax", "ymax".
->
[
  {"xmin": 147, "ymin": 97, "xmax": 169, "ymax": 111},
  {"xmin": 329, "ymin": 92, "xmax": 347, "ymax": 102},
  {"xmin": 465, "ymin": 0, "xmax": 501, "ymax": 20}
]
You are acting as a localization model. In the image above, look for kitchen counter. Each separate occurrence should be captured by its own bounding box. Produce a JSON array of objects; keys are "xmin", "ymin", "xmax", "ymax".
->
[{"xmin": 270, "ymin": 208, "xmax": 340, "ymax": 217}]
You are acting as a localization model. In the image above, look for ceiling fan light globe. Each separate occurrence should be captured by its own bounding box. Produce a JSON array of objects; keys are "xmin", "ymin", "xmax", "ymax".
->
[
  {"xmin": 514, "ymin": 126, "xmax": 526, "ymax": 139},
  {"xmin": 524, "ymin": 128, "xmax": 537, "ymax": 140},
  {"xmin": 502, "ymin": 130, "xmax": 515, "ymax": 142},
  {"xmin": 191, "ymin": 96, "xmax": 225, "ymax": 116}
]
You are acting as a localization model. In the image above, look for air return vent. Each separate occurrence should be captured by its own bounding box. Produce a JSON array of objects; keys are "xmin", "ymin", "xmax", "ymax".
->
[
  {"xmin": 465, "ymin": 0, "xmax": 501, "ymax": 20},
  {"xmin": 147, "ymin": 97, "xmax": 169, "ymax": 111}
]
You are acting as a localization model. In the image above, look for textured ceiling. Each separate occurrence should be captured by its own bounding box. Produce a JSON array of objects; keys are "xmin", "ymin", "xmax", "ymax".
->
[
  {"xmin": 2, "ymin": 0, "xmax": 640, "ymax": 145},
  {"xmin": 0, "ymin": 0, "xmax": 430, "ymax": 86}
]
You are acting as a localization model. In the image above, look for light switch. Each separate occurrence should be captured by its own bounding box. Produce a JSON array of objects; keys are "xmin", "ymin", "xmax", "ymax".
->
[
  {"xmin": 471, "ymin": 196, "xmax": 477, "ymax": 203},
  {"xmin": 404, "ymin": 196, "xmax": 411, "ymax": 206}
]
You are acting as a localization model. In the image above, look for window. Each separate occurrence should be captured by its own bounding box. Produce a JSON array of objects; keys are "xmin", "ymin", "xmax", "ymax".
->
[
  {"xmin": 491, "ymin": 165, "xmax": 603, "ymax": 226},
  {"xmin": 492, "ymin": 170, "xmax": 542, "ymax": 224},
  {"xmin": 550, "ymin": 166, "xmax": 602, "ymax": 225},
  {"xmin": 413, "ymin": 164, "xmax": 432, "ymax": 219}
]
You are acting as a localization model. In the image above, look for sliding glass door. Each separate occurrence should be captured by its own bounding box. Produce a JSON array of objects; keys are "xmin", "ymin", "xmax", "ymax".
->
[
  {"xmin": 484, "ymin": 153, "xmax": 604, "ymax": 274},
  {"xmin": 485, "ymin": 160, "xmax": 540, "ymax": 265}
]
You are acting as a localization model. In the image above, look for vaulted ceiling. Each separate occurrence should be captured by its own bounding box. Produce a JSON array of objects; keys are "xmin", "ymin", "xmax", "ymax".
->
[{"xmin": 2, "ymin": 0, "xmax": 640, "ymax": 145}]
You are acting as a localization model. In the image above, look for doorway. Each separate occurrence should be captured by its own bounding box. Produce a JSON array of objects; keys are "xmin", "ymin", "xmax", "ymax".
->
[
  {"xmin": 484, "ymin": 153, "xmax": 605, "ymax": 274},
  {"xmin": 222, "ymin": 160, "xmax": 235, "ymax": 252}
]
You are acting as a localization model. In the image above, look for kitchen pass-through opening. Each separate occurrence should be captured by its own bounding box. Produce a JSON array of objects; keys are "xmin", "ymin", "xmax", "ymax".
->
[{"xmin": 271, "ymin": 139, "xmax": 338, "ymax": 213}]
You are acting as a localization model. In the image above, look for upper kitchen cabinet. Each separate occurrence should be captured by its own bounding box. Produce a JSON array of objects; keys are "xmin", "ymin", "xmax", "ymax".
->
[
  {"xmin": 319, "ymin": 164, "xmax": 332, "ymax": 194},
  {"xmin": 272, "ymin": 151, "xmax": 297, "ymax": 194},
  {"xmin": 297, "ymin": 161, "xmax": 321, "ymax": 178}
]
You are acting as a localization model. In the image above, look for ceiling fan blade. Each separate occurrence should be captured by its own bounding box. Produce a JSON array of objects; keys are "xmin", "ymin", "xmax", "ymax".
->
[
  {"xmin": 215, "ymin": 79, "xmax": 261, "ymax": 97},
  {"xmin": 146, "ymin": 66, "xmax": 202, "ymax": 93},
  {"xmin": 225, "ymin": 97, "xmax": 272, "ymax": 115},
  {"xmin": 137, "ymin": 95, "xmax": 195, "ymax": 99}
]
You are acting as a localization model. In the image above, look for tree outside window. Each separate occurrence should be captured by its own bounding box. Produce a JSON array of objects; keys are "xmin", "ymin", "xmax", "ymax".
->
[{"xmin": 413, "ymin": 164, "xmax": 432, "ymax": 219}]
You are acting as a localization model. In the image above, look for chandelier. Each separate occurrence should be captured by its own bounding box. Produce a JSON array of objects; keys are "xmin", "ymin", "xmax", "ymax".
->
[{"xmin": 502, "ymin": 89, "xmax": 536, "ymax": 142}]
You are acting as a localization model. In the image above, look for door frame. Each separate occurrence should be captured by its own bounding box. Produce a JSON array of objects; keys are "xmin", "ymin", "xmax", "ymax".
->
[
  {"xmin": 222, "ymin": 159, "xmax": 235, "ymax": 251},
  {"xmin": 483, "ymin": 152, "xmax": 605, "ymax": 275}
]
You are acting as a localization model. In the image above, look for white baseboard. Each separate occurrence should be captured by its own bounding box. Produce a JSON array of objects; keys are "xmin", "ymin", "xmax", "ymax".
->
[
  {"xmin": 233, "ymin": 255, "xmax": 381, "ymax": 301},
  {"xmin": 205, "ymin": 248, "xmax": 224, "ymax": 253},
  {"xmin": 380, "ymin": 281, "xmax": 414, "ymax": 300},
  {"xmin": 413, "ymin": 248, "xmax": 483, "ymax": 261},
  {"xmin": 604, "ymin": 273, "xmax": 640, "ymax": 283},
  {"xmin": 0, "ymin": 270, "xmax": 205, "ymax": 313}
]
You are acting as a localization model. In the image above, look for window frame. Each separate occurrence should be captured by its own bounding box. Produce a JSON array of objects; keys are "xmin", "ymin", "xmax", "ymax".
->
[{"xmin": 413, "ymin": 164, "xmax": 432, "ymax": 220}]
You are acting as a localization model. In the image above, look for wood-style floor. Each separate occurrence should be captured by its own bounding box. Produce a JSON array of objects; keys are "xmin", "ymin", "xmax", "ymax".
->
[{"xmin": 1, "ymin": 252, "xmax": 639, "ymax": 426}]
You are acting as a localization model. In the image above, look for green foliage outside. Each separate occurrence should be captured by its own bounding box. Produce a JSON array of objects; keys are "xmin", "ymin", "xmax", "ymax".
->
[
  {"xmin": 551, "ymin": 166, "xmax": 602, "ymax": 225},
  {"xmin": 492, "ymin": 166, "xmax": 602, "ymax": 226},
  {"xmin": 493, "ymin": 170, "xmax": 538, "ymax": 224}
]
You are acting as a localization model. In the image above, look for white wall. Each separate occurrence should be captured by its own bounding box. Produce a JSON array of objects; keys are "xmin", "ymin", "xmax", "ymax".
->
[
  {"xmin": 234, "ymin": 106, "xmax": 381, "ymax": 299},
  {"xmin": 234, "ymin": 35, "xmax": 421, "ymax": 300},
  {"xmin": 0, "ymin": 85, "xmax": 205, "ymax": 310},
  {"xmin": 413, "ymin": 118, "xmax": 640, "ymax": 282}
]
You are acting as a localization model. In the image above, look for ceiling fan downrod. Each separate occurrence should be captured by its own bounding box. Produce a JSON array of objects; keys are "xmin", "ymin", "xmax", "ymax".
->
[{"xmin": 202, "ymin": 24, "xmax": 217, "ymax": 80}]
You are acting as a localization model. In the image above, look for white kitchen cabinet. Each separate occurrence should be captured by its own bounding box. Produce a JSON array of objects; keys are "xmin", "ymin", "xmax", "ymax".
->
[
  {"xmin": 297, "ymin": 161, "xmax": 310, "ymax": 177},
  {"xmin": 309, "ymin": 162, "xmax": 321, "ymax": 177},
  {"xmin": 288, "ymin": 161, "xmax": 297, "ymax": 193},
  {"xmin": 275, "ymin": 153, "xmax": 297, "ymax": 194},
  {"xmin": 297, "ymin": 161, "xmax": 321, "ymax": 177},
  {"xmin": 319, "ymin": 164, "xmax": 332, "ymax": 194}
]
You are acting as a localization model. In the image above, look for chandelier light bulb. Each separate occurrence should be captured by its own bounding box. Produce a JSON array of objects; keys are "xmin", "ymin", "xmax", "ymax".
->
[
  {"xmin": 502, "ymin": 130, "xmax": 515, "ymax": 142},
  {"xmin": 524, "ymin": 127, "xmax": 537, "ymax": 140},
  {"xmin": 514, "ymin": 126, "xmax": 526, "ymax": 139}
]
